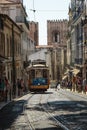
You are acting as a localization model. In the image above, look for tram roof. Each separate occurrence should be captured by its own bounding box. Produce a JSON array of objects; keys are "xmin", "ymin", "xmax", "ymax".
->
[
  {"xmin": 26, "ymin": 64, "xmax": 49, "ymax": 70},
  {"xmin": 33, "ymin": 64, "xmax": 47, "ymax": 67}
]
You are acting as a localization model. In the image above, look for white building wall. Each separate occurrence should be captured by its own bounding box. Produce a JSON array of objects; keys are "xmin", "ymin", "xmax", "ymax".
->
[{"xmin": 28, "ymin": 49, "xmax": 47, "ymax": 62}]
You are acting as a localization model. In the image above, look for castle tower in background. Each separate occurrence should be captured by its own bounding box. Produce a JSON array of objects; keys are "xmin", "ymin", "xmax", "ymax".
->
[
  {"xmin": 47, "ymin": 20, "xmax": 68, "ymax": 47},
  {"xmin": 47, "ymin": 20, "xmax": 68, "ymax": 81}
]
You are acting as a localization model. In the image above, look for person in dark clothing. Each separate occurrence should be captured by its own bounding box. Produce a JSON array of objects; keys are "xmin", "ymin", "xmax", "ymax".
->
[
  {"xmin": 17, "ymin": 79, "xmax": 21, "ymax": 96},
  {"xmin": 68, "ymin": 80, "xmax": 72, "ymax": 90},
  {"xmin": 55, "ymin": 81, "xmax": 60, "ymax": 90}
]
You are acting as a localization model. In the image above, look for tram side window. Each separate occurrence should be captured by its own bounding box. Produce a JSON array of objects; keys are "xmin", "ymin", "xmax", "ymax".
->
[
  {"xmin": 29, "ymin": 70, "xmax": 35, "ymax": 78},
  {"xmin": 43, "ymin": 69, "xmax": 47, "ymax": 78},
  {"xmin": 36, "ymin": 69, "xmax": 42, "ymax": 78}
]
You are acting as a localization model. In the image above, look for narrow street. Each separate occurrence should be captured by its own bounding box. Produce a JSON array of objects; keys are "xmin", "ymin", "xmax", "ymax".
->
[
  {"xmin": 0, "ymin": 88, "xmax": 87, "ymax": 130},
  {"xmin": 0, "ymin": 1, "xmax": 87, "ymax": 129}
]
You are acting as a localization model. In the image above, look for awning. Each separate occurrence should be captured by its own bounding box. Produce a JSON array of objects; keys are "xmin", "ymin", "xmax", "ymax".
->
[
  {"xmin": 62, "ymin": 75, "xmax": 67, "ymax": 80},
  {"xmin": 64, "ymin": 69, "xmax": 69, "ymax": 75},
  {"xmin": 72, "ymin": 68, "xmax": 80, "ymax": 75}
]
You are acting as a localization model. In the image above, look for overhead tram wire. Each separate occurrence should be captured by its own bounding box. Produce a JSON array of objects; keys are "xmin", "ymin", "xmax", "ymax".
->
[
  {"xmin": 30, "ymin": 9, "xmax": 68, "ymax": 12},
  {"xmin": 31, "ymin": 0, "xmax": 68, "ymax": 21},
  {"xmin": 30, "ymin": 9, "xmax": 68, "ymax": 21},
  {"xmin": 30, "ymin": 9, "xmax": 36, "ymax": 21}
]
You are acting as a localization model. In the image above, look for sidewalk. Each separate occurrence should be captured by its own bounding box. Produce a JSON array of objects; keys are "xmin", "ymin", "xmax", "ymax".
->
[
  {"xmin": 0, "ymin": 93, "xmax": 30, "ymax": 110},
  {"xmin": 66, "ymin": 88, "xmax": 87, "ymax": 97},
  {"xmin": 0, "ymin": 101, "xmax": 11, "ymax": 110}
]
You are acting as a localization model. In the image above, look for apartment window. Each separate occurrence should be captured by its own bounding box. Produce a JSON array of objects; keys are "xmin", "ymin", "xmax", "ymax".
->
[
  {"xmin": 10, "ymin": 36, "xmax": 12, "ymax": 57},
  {"xmin": 0, "ymin": 33, "xmax": 5, "ymax": 56},
  {"xmin": 7, "ymin": 35, "xmax": 9, "ymax": 57},
  {"xmin": 17, "ymin": 42, "xmax": 20, "ymax": 56},
  {"xmin": 15, "ymin": 41, "xmax": 17, "ymax": 56}
]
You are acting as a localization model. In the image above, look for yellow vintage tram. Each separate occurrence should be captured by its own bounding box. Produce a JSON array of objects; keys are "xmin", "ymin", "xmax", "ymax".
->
[{"xmin": 27, "ymin": 60, "xmax": 50, "ymax": 92}]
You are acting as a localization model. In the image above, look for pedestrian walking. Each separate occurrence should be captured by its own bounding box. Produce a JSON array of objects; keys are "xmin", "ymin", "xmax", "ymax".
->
[
  {"xmin": 55, "ymin": 81, "xmax": 60, "ymax": 91},
  {"xmin": 82, "ymin": 77, "xmax": 86, "ymax": 94},
  {"xmin": 4, "ymin": 77, "xmax": 11, "ymax": 102},
  {"xmin": 72, "ymin": 76, "xmax": 76, "ymax": 91},
  {"xmin": 17, "ymin": 79, "xmax": 21, "ymax": 96}
]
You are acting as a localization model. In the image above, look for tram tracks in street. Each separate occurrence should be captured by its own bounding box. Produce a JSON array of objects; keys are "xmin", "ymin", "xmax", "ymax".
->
[
  {"xmin": 36, "ymin": 89, "xmax": 87, "ymax": 130},
  {"xmin": 8, "ymin": 91, "xmax": 85, "ymax": 130},
  {"xmin": 23, "ymin": 93, "xmax": 36, "ymax": 130},
  {"xmin": 23, "ymin": 92, "xmax": 50, "ymax": 130},
  {"xmin": 49, "ymin": 89, "xmax": 87, "ymax": 130},
  {"xmin": 9, "ymin": 93, "xmax": 36, "ymax": 130},
  {"xmin": 24, "ymin": 111, "xmax": 35, "ymax": 130},
  {"xmin": 39, "ymin": 92, "xmax": 70, "ymax": 130},
  {"xmin": 24, "ymin": 92, "xmax": 69, "ymax": 130}
]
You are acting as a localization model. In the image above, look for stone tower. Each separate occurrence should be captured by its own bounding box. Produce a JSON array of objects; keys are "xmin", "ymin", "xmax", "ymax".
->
[
  {"xmin": 47, "ymin": 20, "xmax": 68, "ymax": 81},
  {"xmin": 47, "ymin": 20, "xmax": 68, "ymax": 47}
]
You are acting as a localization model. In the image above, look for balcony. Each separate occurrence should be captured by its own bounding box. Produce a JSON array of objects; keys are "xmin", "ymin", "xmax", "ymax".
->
[{"xmin": 16, "ymin": 16, "xmax": 29, "ymax": 29}]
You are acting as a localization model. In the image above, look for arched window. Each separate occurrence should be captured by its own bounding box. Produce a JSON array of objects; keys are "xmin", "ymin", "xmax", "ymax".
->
[
  {"xmin": 52, "ymin": 31, "xmax": 60, "ymax": 43},
  {"xmin": 55, "ymin": 33, "xmax": 58, "ymax": 42}
]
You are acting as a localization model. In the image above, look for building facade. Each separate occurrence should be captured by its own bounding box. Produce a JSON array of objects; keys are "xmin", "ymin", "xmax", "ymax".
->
[
  {"xmin": 0, "ymin": 0, "xmax": 37, "ymax": 98},
  {"xmin": 29, "ymin": 21, "xmax": 39, "ymax": 46},
  {"xmin": 0, "ymin": 14, "xmax": 22, "ymax": 100},
  {"xmin": 68, "ymin": 0, "xmax": 87, "ymax": 80},
  {"xmin": 0, "ymin": 0, "xmax": 36, "ymax": 80},
  {"xmin": 47, "ymin": 20, "xmax": 68, "ymax": 80},
  {"xmin": 65, "ymin": 0, "xmax": 87, "ymax": 93}
]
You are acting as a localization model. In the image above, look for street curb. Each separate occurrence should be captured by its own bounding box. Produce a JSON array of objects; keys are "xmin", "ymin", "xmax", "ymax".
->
[
  {"xmin": 0, "ymin": 101, "xmax": 11, "ymax": 110},
  {"xmin": 0, "ymin": 92, "xmax": 30, "ymax": 110}
]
